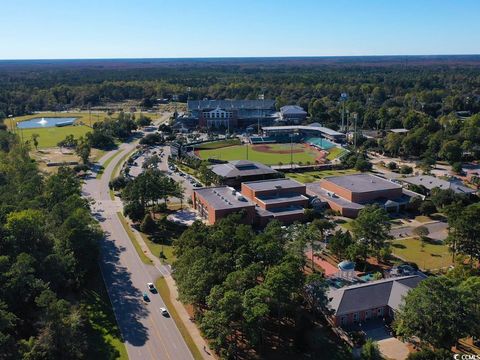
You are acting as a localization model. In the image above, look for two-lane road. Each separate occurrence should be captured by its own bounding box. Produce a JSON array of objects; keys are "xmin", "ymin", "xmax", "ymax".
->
[{"xmin": 83, "ymin": 138, "xmax": 193, "ymax": 360}]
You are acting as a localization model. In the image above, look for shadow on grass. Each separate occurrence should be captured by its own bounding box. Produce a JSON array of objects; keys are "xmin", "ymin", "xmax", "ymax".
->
[{"xmin": 391, "ymin": 243, "xmax": 407, "ymax": 249}]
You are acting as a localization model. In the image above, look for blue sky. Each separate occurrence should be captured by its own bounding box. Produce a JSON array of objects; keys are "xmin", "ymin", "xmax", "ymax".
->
[{"xmin": 1, "ymin": 0, "xmax": 479, "ymax": 59}]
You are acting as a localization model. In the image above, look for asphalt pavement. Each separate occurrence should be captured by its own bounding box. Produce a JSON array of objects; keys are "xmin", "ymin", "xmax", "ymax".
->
[{"xmin": 83, "ymin": 137, "xmax": 193, "ymax": 360}]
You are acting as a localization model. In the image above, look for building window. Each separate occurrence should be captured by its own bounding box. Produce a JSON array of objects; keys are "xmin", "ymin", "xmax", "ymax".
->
[{"xmin": 353, "ymin": 312, "xmax": 359, "ymax": 323}]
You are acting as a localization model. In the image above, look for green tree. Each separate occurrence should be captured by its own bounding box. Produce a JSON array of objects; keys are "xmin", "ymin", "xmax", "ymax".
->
[
  {"xmin": 31, "ymin": 133, "xmax": 39, "ymax": 150},
  {"xmin": 361, "ymin": 338, "xmax": 382, "ymax": 360},
  {"xmin": 394, "ymin": 276, "xmax": 474, "ymax": 349},
  {"xmin": 351, "ymin": 205, "xmax": 392, "ymax": 259},
  {"xmin": 75, "ymin": 136, "xmax": 91, "ymax": 164},
  {"xmin": 439, "ymin": 139, "xmax": 462, "ymax": 164}
]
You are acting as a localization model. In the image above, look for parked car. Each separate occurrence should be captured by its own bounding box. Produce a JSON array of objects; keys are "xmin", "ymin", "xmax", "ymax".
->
[
  {"xmin": 160, "ymin": 307, "xmax": 169, "ymax": 316},
  {"xmin": 143, "ymin": 292, "xmax": 150, "ymax": 302}
]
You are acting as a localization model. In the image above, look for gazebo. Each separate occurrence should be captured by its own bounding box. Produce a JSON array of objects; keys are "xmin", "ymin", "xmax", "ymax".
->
[{"xmin": 337, "ymin": 260, "xmax": 355, "ymax": 279}]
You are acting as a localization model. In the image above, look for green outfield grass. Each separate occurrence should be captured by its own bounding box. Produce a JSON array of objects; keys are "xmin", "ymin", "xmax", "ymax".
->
[
  {"xmin": 197, "ymin": 143, "xmax": 321, "ymax": 165},
  {"xmin": 326, "ymin": 146, "xmax": 347, "ymax": 160},
  {"xmin": 17, "ymin": 125, "xmax": 92, "ymax": 148},
  {"xmin": 193, "ymin": 138, "xmax": 241, "ymax": 149},
  {"xmin": 286, "ymin": 169, "xmax": 359, "ymax": 183}
]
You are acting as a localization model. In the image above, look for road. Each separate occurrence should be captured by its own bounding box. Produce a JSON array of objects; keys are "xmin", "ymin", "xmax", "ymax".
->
[{"xmin": 83, "ymin": 120, "xmax": 193, "ymax": 359}]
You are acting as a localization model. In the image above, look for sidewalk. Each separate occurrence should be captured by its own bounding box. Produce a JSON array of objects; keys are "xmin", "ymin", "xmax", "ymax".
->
[{"xmin": 127, "ymin": 216, "xmax": 216, "ymax": 360}]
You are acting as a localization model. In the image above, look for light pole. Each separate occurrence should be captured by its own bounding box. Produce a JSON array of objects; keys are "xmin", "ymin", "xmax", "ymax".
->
[{"xmin": 340, "ymin": 93, "xmax": 348, "ymax": 132}]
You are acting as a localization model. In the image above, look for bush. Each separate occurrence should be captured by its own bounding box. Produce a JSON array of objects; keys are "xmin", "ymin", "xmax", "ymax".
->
[
  {"xmin": 419, "ymin": 200, "xmax": 436, "ymax": 215},
  {"xmin": 399, "ymin": 165, "xmax": 413, "ymax": 174},
  {"xmin": 360, "ymin": 339, "xmax": 382, "ymax": 360},
  {"xmin": 109, "ymin": 175, "xmax": 129, "ymax": 190},
  {"xmin": 124, "ymin": 201, "xmax": 145, "ymax": 222},
  {"xmin": 355, "ymin": 158, "xmax": 372, "ymax": 172},
  {"xmin": 451, "ymin": 162, "xmax": 463, "ymax": 174},
  {"xmin": 140, "ymin": 213, "xmax": 156, "ymax": 234},
  {"xmin": 387, "ymin": 161, "xmax": 397, "ymax": 170}
]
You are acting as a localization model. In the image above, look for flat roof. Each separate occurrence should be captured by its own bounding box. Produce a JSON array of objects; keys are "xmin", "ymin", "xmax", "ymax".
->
[
  {"xmin": 306, "ymin": 183, "xmax": 364, "ymax": 210},
  {"xmin": 242, "ymin": 178, "xmax": 305, "ymax": 192},
  {"xmin": 256, "ymin": 193, "xmax": 309, "ymax": 205},
  {"xmin": 194, "ymin": 186, "xmax": 255, "ymax": 210},
  {"xmin": 322, "ymin": 173, "xmax": 401, "ymax": 193},
  {"xmin": 210, "ymin": 160, "xmax": 278, "ymax": 178},
  {"xmin": 262, "ymin": 124, "xmax": 344, "ymax": 137},
  {"xmin": 256, "ymin": 205, "xmax": 305, "ymax": 218}
]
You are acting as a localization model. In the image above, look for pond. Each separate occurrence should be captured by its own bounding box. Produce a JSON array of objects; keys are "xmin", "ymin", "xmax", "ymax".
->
[{"xmin": 16, "ymin": 117, "xmax": 77, "ymax": 129}]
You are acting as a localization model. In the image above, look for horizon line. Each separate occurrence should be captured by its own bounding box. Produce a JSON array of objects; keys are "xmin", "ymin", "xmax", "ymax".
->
[{"xmin": 1, "ymin": 53, "xmax": 480, "ymax": 62}]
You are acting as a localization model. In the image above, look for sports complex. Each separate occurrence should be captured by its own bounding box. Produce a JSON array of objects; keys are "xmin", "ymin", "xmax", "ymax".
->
[{"xmin": 194, "ymin": 136, "xmax": 347, "ymax": 166}]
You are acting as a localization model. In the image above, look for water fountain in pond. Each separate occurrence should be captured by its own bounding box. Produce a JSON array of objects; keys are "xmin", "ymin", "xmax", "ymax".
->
[{"xmin": 37, "ymin": 117, "xmax": 48, "ymax": 125}]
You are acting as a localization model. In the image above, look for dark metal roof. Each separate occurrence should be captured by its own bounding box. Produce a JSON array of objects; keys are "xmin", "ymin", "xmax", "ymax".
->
[
  {"xmin": 327, "ymin": 275, "xmax": 423, "ymax": 316},
  {"xmin": 210, "ymin": 160, "xmax": 278, "ymax": 178}
]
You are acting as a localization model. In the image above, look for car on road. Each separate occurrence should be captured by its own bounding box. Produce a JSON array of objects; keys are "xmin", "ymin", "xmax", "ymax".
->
[
  {"xmin": 147, "ymin": 282, "xmax": 157, "ymax": 293},
  {"xmin": 143, "ymin": 292, "xmax": 150, "ymax": 302},
  {"xmin": 160, "ymin": 307, "xmax": 169, "ymax": 316}
]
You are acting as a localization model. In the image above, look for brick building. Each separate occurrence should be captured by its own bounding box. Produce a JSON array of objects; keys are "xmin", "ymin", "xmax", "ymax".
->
[
  {"xmin": 241, "ymin": 178, "xmax": 308, "ymax": 225},
  {"xmin": 192, "ymin": 186, "xmax": 256, "ymax": 225},
  {"xmin": 307, "ymin": 173, "xmax": 419, "ymax": 218},
  {"xmin": 186, "ymin": 99, "xmax": 276, "ymax": 129},
  {"xmin": 327, "ymin": 275, "xmax": 423, "ymax": 327}
]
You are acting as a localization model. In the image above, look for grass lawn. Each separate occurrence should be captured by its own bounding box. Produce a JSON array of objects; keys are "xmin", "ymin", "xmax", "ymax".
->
[
  {"xmin": 83, "ymin": 267, "xmax": 128, "ymax": 360},
  {"xmin": 155, "ymin": 277, "xmax": 203, "ymax": 360},
  {"xmin": 287, "ymin": 169, "xmax": 359, "ymax": 183},
  {"xmin": 97, "ymin": 150, "xmax": 122, "ymax": 179},
  {"xmin": 16, "ymin": 125, "xmax": 92, "ymax": 148},
  {"xmin": 390, "ymin": 237, "xmax": 453, "ymax": 270},
  {"xmin": 326, "ymin": 147, "xmax": 347, "ymax": 160},
  {"xmin": 197, "ymin": 143, "xmax": 321, "ymax": 165},
  {"xmin": 117, "ymin": 212, "xmax": 153, "ymax": 264},
  {"xmin": 139, "ymin": 232, "xmax": 176, "ymax": 264},
  {"xmin": 193, "ymin": 138, "xmax": 241, "ymax": 150}
]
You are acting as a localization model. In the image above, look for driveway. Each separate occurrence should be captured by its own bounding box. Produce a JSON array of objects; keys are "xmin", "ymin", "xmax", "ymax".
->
[
  {"xmin": 389, "ymin": 221, "xmax": 448, "ymax": 241},
  {"xmin": 364, "ymin": 325, "xmax": 409, "ymax": 360}
]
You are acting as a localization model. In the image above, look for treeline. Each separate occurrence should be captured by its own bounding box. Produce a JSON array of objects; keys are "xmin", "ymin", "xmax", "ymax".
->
[
  {"xmin": 0, "ymin": 133, "xmax": 104, "ymax": 359},
  {"xmin": 173, "ymin": 215, "xmax": 340, "ymax": 358},
  {"xmin": 2, "ymin": 62, "xmax": 480, "ymax": 131}
]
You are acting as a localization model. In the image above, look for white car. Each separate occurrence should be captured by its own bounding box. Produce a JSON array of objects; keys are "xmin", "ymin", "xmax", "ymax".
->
[
  {"xmin": 160, "ymin": 307, "xmax": 169, "ymax": 316},
  {"xmin": 147, "ymin": 283, "xmax": 156, "ymax": 293}
]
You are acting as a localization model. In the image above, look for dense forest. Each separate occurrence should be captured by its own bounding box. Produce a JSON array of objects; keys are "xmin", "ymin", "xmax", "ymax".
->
[
  {"xmin": 0, "ymin": 132, "xmax": 106, "ymax": 359},
  {"xmin": 2, "ymin": 57, "xmax": 480, "ymax": 129}
]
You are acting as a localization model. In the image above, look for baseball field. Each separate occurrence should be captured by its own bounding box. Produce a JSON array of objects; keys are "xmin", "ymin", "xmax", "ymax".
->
[{"xmin": 195, "ymin": 143, "xmax": 328, "ymax": 165}]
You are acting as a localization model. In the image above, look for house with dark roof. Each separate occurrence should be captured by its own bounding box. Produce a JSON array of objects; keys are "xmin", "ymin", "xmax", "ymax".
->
[
  {"xmin": 209, "ymin": 160, "xmax": 280, "ymax": 188},
  {"xmin": 327, "ymin": 275, "xmax": 423, "ymax": 327},
  {"xmin": 401, "ymin": 175, "xmax": 475, "ymax": 195}
]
